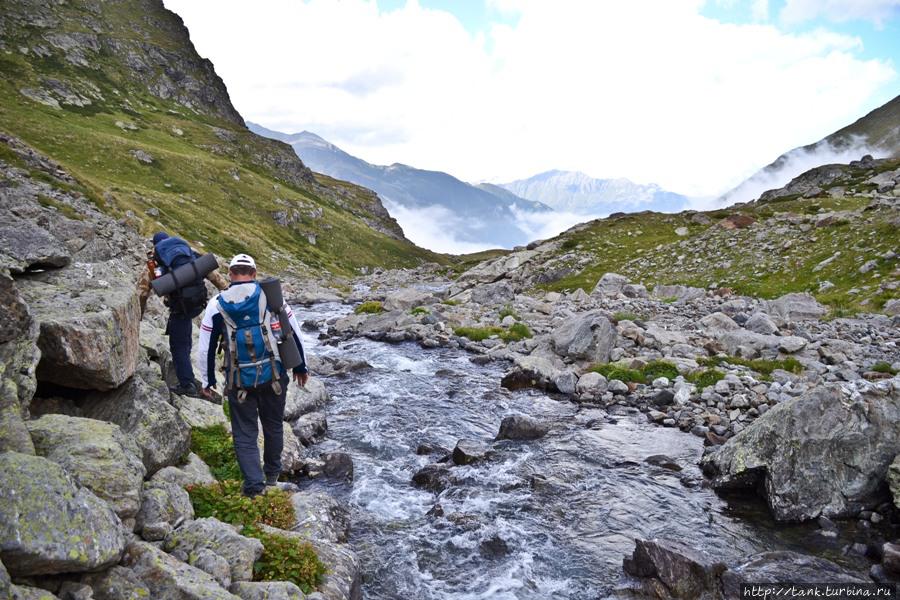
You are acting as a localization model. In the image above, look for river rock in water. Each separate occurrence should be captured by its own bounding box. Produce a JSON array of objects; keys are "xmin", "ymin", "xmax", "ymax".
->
[
  {"xmin": 622, "ymin": 538, "xmax": 726, "ymax": 599},
  {"xmin": 496, "ymin": 415, "xmax": 549, "ymax": 440}
]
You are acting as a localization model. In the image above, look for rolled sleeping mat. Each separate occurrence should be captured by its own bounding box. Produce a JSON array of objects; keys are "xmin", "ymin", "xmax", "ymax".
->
[
  {"xmin": 259, "ymin": 277, "xmax": 303, "ymax": 370},
  {"xmin": 151, "ymin": 252, "xmax": 219, "ymax": 297}
]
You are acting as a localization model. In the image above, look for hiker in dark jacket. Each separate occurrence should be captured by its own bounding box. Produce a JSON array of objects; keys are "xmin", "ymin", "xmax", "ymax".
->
[
  {"xmin": 196, "ymin": 253, "xmax": 309, "ymax": 497},
  {"xmin": 137, "ymin": 231, "xmax": 228, "ymax": 396}
]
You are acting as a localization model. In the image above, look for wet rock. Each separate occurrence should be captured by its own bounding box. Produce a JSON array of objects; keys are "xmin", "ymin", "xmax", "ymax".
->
[
  {"xmin": 123, "ymin": 541, "xmax": 240, "ymax": 599},
  {"xmin": 763, "ymin": 292, "xmax": 828, "ymax": 323},
  {"xmin": 135, "ymin": 481, "xmax": 193, "ymax": 542},
  {"xmin": 81, "ymin": 362, "xmax": 190, "ymax": 474},
  {"xmin": 622, "ymin": 538, "xmax": 726, "ymax": 599},
  {"xmin": 164, "ymin": 518, "xmax": 263, "ymax": 585},
  {"xmin": 283, "ymin": 377, "xmax": 329, "ymax": 420},
  {"xmin": 230, "ymin": 582, "xmax": 305, "ymax": 600},
  {"xmin": 412, "ymin": 463, "xmax": 452, "ymax": 493},
  {"xmin": 81, "ymin": 566, "xmax": 151, "ymax": 600},
  {"xmin": 551, "ymin": 310, "xmax": 617, "ymax": 363},
  {"xmin": 291, "ymin": 491, "xmax": 351, "ymax": 543},
  {"xmin": 651, "ymin": 390, "xmax": 675, "ymax": 407},
  {"xmin": 721, "ymin": 551, "xmax": 866, "ymax": 595},
  {"xmin": 275, "ymin": 395, "xmax": 319, "ymax": 437},
  {"xmin": 0, "ymin": 452, "xmax": 125, "ymax": 577},
  {"xmin": 496, "ymin": 415, "xmax": 549, "ymax": 440},
  {"xmin": 553, "ymin": 370, "xmax": 578, "ymax": 395},
  {"xmin": 479, "ymin": 535, "xmax": 510, "ymax": 559},
  {"xmin": 883, "ymin": 542, "xmax": 900, "ymax": 575},
  {"xmin": 322, "ymin": 452, "xmax": 354, "ymax": 482},
  {"xmin": 453, "ymin": 439, "xmax": 491, "ymax": 465},
  {"xmin": 703, "ymin": 382, "xmax": 900, "ymax": 521},
  {"xmin": 27, "ymin": 414, "xmax": 146, "ymax": 519},
  {"xmin": 645, "ymin": 455, "xmax": 682, "ymax": 471}
]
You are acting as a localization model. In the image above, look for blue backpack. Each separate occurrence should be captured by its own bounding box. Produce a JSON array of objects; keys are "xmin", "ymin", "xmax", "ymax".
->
[
  {"xmin": 216, "ymin": 283, "xmax": 284, "ymax": 396},
  {"xmin": 155, "ymin": 236, "xmax": 207, "ymax": 318}
]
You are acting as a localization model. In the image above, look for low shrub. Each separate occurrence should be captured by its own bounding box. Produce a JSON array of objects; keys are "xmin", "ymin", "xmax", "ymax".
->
[
  {"xmin": 641, "ymin": 360, "xmax": 679, "ymax": 383},
  {"xmin": 590, "ymin": 363, "xmax": 644, "ymax": 383},
  {"xmin": 187, "ymin": 480, "xmax": 295, "ymax": 530},
  {"xmin": 687, "ymin": 368, "xmax": 725, "ymax": 391},
  {"xmin": 354, "ymin": 301, "xmax": 384, "ymax": 314},
  {"xmin": 190, "ymin": 424, "xmax": 241, "ymax": 481},
  {"xmin": 410, "ymin": 306, "xmax": 430, "ymax": 316},
  {"xmin": 504, "ymin": 322, "xmax": 532, "ymax": 341},
  {"xmin": 498, "ymin": 305, "xmax": 520, "ymax": 321},
  {"xmin": 244, "ymin": 525, "xmax": 327, "ymax": 594}
]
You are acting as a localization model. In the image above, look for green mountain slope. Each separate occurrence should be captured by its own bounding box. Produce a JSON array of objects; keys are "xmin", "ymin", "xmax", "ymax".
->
[{"xmin": 0, "ymin": 0, "xmax": 442, "ymax": 277}]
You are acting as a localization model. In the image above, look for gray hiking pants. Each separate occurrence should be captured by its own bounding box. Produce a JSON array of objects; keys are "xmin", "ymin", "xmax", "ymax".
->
[{"xmin": 227, "ymin": 375, "xmax": 288, "ymax": 496}]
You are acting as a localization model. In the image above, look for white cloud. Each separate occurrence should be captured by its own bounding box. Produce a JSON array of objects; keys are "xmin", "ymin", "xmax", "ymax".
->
[
  {"xmin": 381, "ymin": 200, "xmax": 497, "ymax": 254},
  {"xmin": 164, "ymin": 0, "xmax": 896, "ymax": 197},
  {"xmin": 511, "ymin": 206, "xmax": 601, "ymax": 241},
  {"xmin": 780, "ymin": 0, "xmax": 900, "ymax": 26}
]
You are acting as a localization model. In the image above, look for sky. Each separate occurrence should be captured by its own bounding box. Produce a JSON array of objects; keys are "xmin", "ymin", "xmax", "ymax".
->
[{"xmin": 164, "ymin": 0, "xmax": 900, "ymax": 197}]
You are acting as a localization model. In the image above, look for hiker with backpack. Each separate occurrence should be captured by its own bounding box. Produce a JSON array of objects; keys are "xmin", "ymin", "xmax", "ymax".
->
[
  {"xmin": 196, "ymin": 253, "xmax": 310, "ymax": 498},
  {"xmin": 137, "ymin": 231, "xmax": 229, "ymax": 396}
]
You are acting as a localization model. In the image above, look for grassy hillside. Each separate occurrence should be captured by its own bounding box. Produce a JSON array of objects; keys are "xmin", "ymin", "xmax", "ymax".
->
[
  {"xmin": 529, "ymin": 158, "xmax": 900, "ymax": 314},
  {"xmin": 0, "ymin": 0, "xmax": 442, "ymax": 277}
]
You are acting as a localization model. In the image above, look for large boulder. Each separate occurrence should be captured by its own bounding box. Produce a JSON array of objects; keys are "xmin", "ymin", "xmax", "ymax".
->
[
  {"xmin": 258, "ymin": 525, "xmax": 361, "ymax": 600},
  {"xmin": 27, "ymin": 414, "xmax": 146, "ymax": 519},
  {"xmin": 470, "ymin": 280, "xmax": 515, "ymax": 307},
  {"xmin": 702, "ymin": 381, "xmax": 900, "ymax": 521},
  {"xmin": 715, "ymin": 330, "xmax": 781, "ymax": 357},
  {"xmin": 81, "ymin": 362, "xmax": 191, "ymax": 474},
  {"xmin": 10, "ymin": 585, "xmax": 60, "ymax": 599},
  {"xmin": 284, "ymin": 377, "xmax": 329, "ymax": 421},
  {"xmin": 122, "ymin": 541, "xmax": 240, "ymax": 600},
  {"xmin": 0, "ymin": 271, "xmax": 40, "ymax": 454},
  {"xmin": 173, "ymin": 393, "xmax": 229, "ymax": 429},
  {"xmin": 622, "ymin": 538, "xmax": 726, "ymax": 599},
  {"xmin": 150, "ymin": 453, "xmax": 216, "ymax": 488},
  {"xmin": 501, "ymin": 354, "xmax": 565, "ymax": 392},
  {"xmin": 290, "ymin": 411, "xmax": 328, "ymax": 446},
  {"xmin": 164, "ymin": 518, "xmax": 264, "ymax": 585},
  {"xmin": 592, "ymin": 272, "xmax": 629, "ymax": 296},
  {"xmin": 382, "ymin": 288, "xmax": 436, "ymax": 312},
  {"xmin": 0, "ymin": 452, "xmax": 125, "ymax": 577},
  {"xmin": 763, "ymin": 292, "xmax": 828, "ymax": 323},
  {"xmin": 551, "ymin": 311, "xmax": 617, "ymax": 363},
  {"xmin": 19, "ymin": 263, "xmax": 141, "ymax": 390},
  {"xmin": 291, "ymin": 491, "xmax": 351, "ymax": 543},
  {"xmin": 230, "ymin": 582, "xmax": 305, "ymax": 600}
]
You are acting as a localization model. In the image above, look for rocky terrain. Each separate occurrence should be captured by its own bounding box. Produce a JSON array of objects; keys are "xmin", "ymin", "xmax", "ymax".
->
[{"xmin": 0, "ymin": 136, "xmax": 360, "ymax": 599}]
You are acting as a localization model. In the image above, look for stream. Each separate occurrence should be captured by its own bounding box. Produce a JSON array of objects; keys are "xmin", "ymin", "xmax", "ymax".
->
[{"xmin": 298, "ymin": 301, "xmax": 872, "ymax": 599}]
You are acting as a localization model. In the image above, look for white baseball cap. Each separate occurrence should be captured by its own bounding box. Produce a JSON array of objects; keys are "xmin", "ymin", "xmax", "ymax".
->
[{"xmin": 229, "ymin": 253, "xmax": 256, "ymax": 269}]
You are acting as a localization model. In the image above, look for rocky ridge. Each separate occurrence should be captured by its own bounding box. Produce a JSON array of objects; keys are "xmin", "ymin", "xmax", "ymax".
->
[{"xmin": 0, "ymin": 137, "xmax": 359, "ymax": 599}]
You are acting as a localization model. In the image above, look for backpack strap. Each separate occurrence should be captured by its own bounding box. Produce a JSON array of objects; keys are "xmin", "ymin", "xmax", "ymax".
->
[
  {"xmin": 256, "ymin": 290, "xmax": 283, "ymax": 396},
  {"xmin": 216, "ymin": 296, "xmax": 245, "ymax": 401}
]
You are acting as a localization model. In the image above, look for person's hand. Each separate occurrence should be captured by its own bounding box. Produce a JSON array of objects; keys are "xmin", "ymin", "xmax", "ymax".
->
[
  {"xmin": 293, "ymin": 372, "xmax": 309, "ymax": 387},
  {"xmin": 200, "ymin": 386, "xmax": 214, "ymax": 400}
]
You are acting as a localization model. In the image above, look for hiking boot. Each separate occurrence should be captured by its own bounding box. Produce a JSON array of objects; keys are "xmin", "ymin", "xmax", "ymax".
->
[
  {"xmin": 169, "ymin": 382, "xmax": 199, "ymax": 397},
  {"xmin": 265, "ymin": 474, "xmax": 279, "ymax": 487},
  {"xmin": 242, "ymin": 486, "xmax": 267, "ymax": 499}
]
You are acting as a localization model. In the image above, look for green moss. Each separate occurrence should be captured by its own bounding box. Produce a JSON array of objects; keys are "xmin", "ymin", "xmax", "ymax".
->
[
  {"xmin": 641, "ymin": 360, "xmax": 679, "ymax": 382},
  {"xmin": 354, "ymin": 301, "xmax": 384, "ymax": 314},
  {"xmin": 189, "ymin": 424, "xmax": 241, "ymax": 481},
  {"xmin": 498, "ymin": 305, "xmax": 520, "ymax": 321},
  {"xmin": 589, "ymin": 363, "xmax": 644, "ymax": 383},
  {"xmin": 612, "ymin": 311, "xmax": 641, "ymax": 322},
  {"xmin": 441, "ymin": 299, "xmax": 461, "ymax": 306},
  {"xmin": 504, "ymin": 322, "xmax": 532, "ymax": 341},
  {"xmin": 244, "ymin": 525, "xmax": 326, "ymax": 594},
  {"xmin": 698, "ymin": 355, "xmax": 803, "ymax": 379},
  {"xmin": 455, "ymin": 323, "xmax": 532, "ymax": 343},
  {"xmin": 872, "ymin": 361, "xmax": 898, "ymax": 375},
  {"xmin": 410, "ymin": 306, "xmax": 430, "ymax": 316}
]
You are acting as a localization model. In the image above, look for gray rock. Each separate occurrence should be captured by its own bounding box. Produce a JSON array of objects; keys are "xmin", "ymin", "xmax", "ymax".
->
[
  {"xmin": 230, "ymin": 582, "xmax": 306, "ymax": 600},
  {"xmin": 0, "ymin": 221, "xmax": 70, "ymax": 273},
  {"xmin": 382, "ymin": 288, "xmax": 435, "ymax": 312},
  {"xmin": 622, "ymin": 538, "xmax": 725, "ymax": 599},
  {"xmin": 135, "ymin": 481, "xmax": 194, "ymax": 542},
  {"xmin": 764, "ymin": 292, "xmax": 828, "ymax": 323},
  {"xmin": 291, "ymin": 492, "xmax": 351, "ymax": 544},
  {"xmin": 322, "ymin": 452, "xmax": 354, "ymax": 482},
  {"xmin": 721, "ymin": 551, "xmax": 865, "ymax": 595},
  {"xmin": 150, "ymin": 453, "xmax": 216, "ymax": 488},
  {"xmin": 0, "ymin": 559, "xmax": 9, "ymax": 599},
  {"xmin": 883, "ymin": 542, "xmax": 900, "ymax": 576},
  {"xmin": 290, "ymin": 411, "xmax": 328, "ymax": 446},
  {"xmin": 622, "ymin": 283, "xmax": 649, "ymax": 298},
  {"xmin": 20, "ymin": 266, "xmax": 141, "ymax": 391},
  {"xmin": 163, "ymin": 518, "xmax": 263, "ymax": 584},
  {"xmin": 496, "ymin": 415, "xmax": 549, "ymax": 440},
  {"xmin": 703, "ymin": 382, "xmax": 900, "ymax": 521},
  {"xmin": 82, "ymin": 362, "xmax": 191, "ymax": 475},
  {"xmin": 130, "ymin": 150, "xmax": 153, "ymax": 164},
  {"xmin": 551, "ymin": 310, "xmax": 616, "ymax": 363},
  {"xmin": 0, "ymin": 452, "xmax": 125, "ymax": 577},
  {"xmin": 11, "ymin": 585, "xmax": 61, "ymax": 599},
  {"xmin": 552, "ymin": 370, "xmax": 578, "ymax": 395},
  {"xmin": 284, "ymin": 378, "xmax": 329, "ymax": 420},
  {"xmin": 652, "ymin": 284, "xmax": 705, "ymax": 303},
  {"xmin": 884, "ymin": 299, "xmax": 900, "ymax": 316},
  {"xmin": 887, "ymin": 454, "xmax": 900, "ymax": 509},
  {"xmin": 576, "ymin": 372, "xmax": 608, "ymax": 395},
  {"xmin": 501, "ymin": 354, "xmax": 564, "ymax": 392},
  {"xmin": 778, "ymin": 336, "xmax": 807, "ymax": 354},
  {"xmin": 699, "ymin": 312, "xmax": 739, "ymax": 333},
  {"xmin": 173, "ymin": 394, "xmax": 229, "ymax": 429},
  {"xmin": 81, "ymin": 566, "xmax": 149, "ymax": 600},
  {"xmin": 744, "ymin": 312, "xmax": 778, "ymax": 335},
  {"xmin": 470, "ymin": 280, "xmax": 515, "ymax": 307},
  {"xmin": 453, "ymin": 439, "xmax": 491, "ymax": 465},
  {"xmin": 27, "ymin": 414, "xmax": 146, "ymax": 519},
  {"xmin": 123, "ymin": 541, "xmax": 240, "ymax": 600},
  {"xmin": 411, "ymin": 463, "xmax": 452, "ymax": 493},
  {"xmin": 608, "ymin": 380, "xmax": 630, "ymax": 395},
  {"xmin": 716, "ymin": 330, "xmax": 781, "ymax": 357},
  {"xmin": 592, "ymin": 272, "xmax": 629, "ymax": 296}
]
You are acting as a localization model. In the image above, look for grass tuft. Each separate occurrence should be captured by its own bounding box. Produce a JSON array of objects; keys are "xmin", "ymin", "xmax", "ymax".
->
[
  {"xmin": 698, "ymin": 355, "xmax": 803, "ymax": 380},
  {"xmin": 410, "ymin": 306, "xmax": 430, "ymax": 316},
  {"xmin": 354, "ymin": 301, "xmax": 384, "ymax": 314},
  {"xmin": 872, "ymin": 361, "xmax": 898, "ymax": 375},
  {"xmin": 686, "ymin": 368, "xmax": 725, "ymax": 391}
]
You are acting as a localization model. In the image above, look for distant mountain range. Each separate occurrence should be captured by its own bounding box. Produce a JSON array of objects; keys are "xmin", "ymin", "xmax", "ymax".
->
[
  {"xmin": 499, "ymin": 170, "xmax": 690, "ymax": 215},
  {"xmin": 721, "ymin": 93, "xmax": 900, "ymax": 204},
  {"xmin": 247, "ymin": 123, "xmax": 550, "ymax": 250}
]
